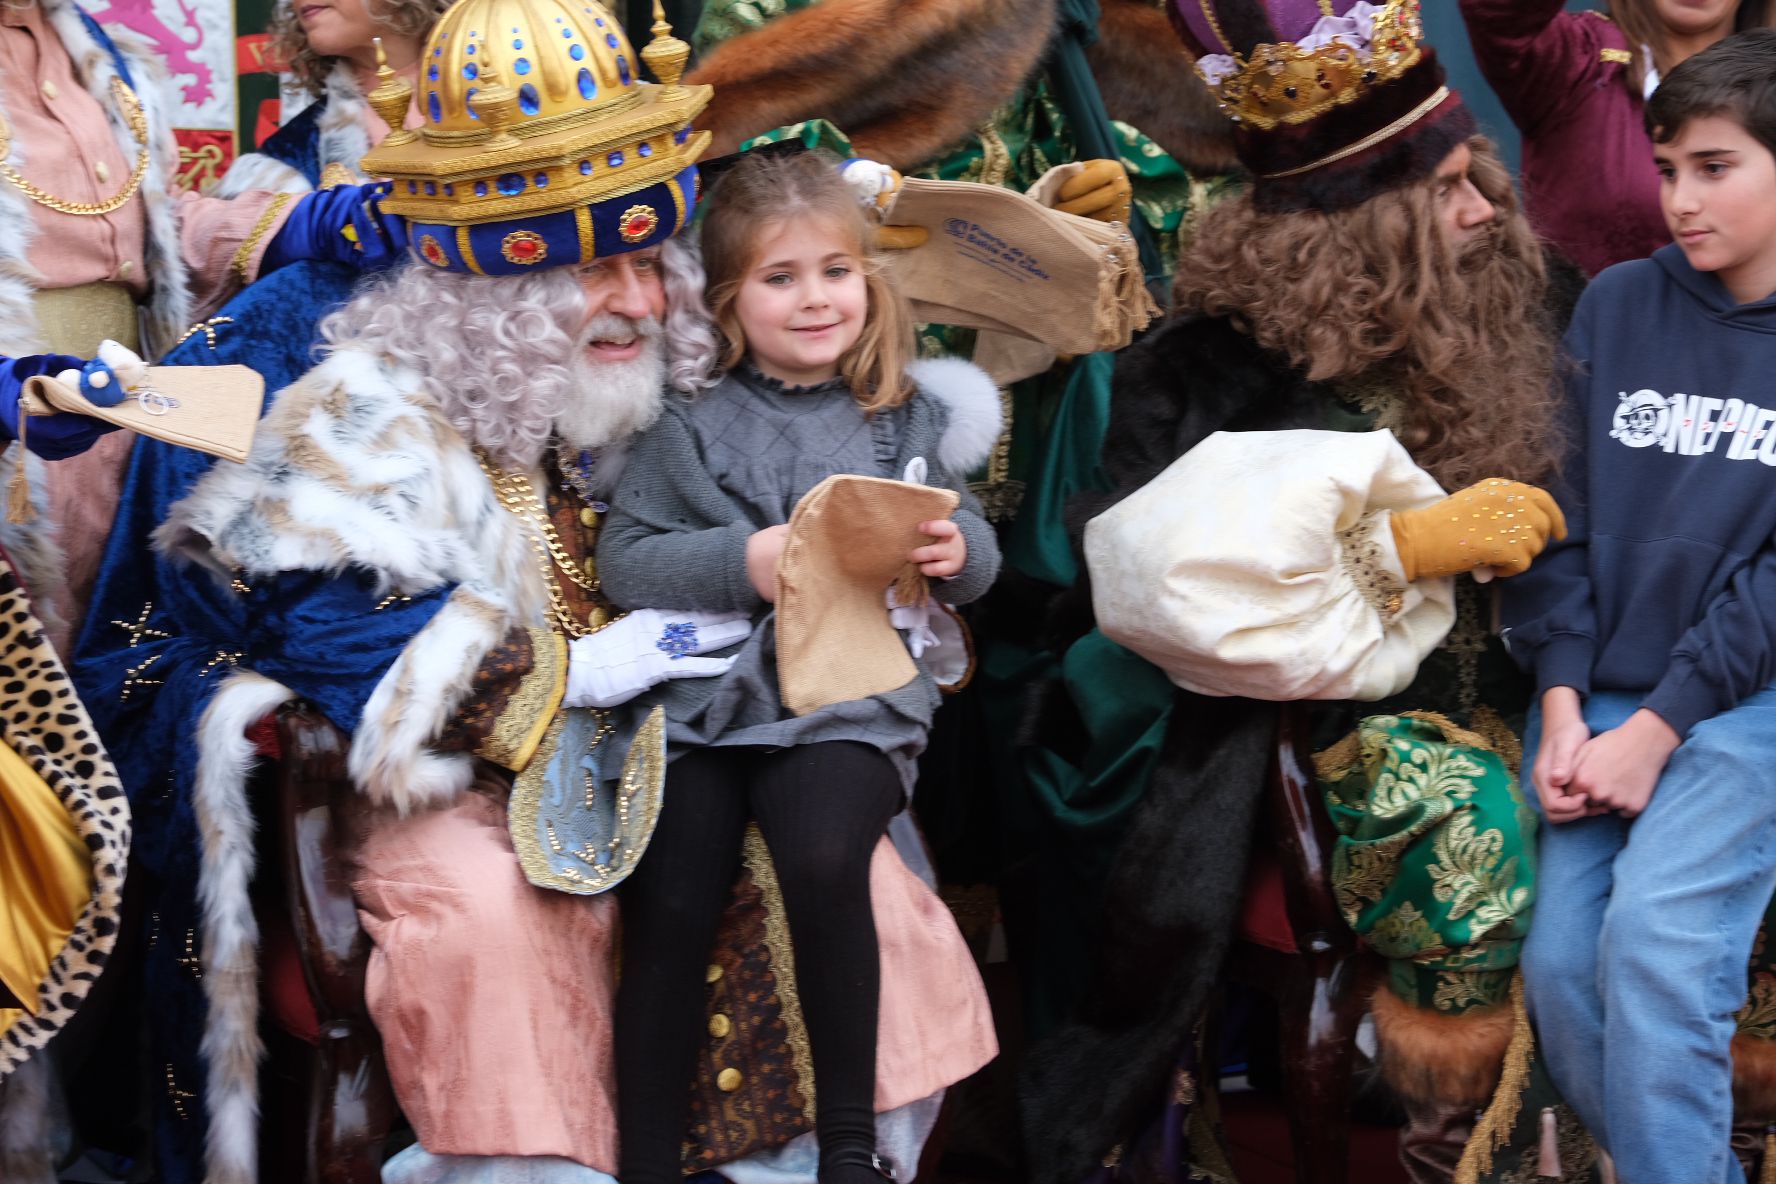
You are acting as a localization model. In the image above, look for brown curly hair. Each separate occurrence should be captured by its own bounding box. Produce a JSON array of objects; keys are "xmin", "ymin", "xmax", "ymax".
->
[
  {"xmin": 1174, "ymin": 137, "xmax": 1562, "ymax": 489},
  {"xmin": 269, "ymin": 0, "xmax": 450, "ymax": 96}
]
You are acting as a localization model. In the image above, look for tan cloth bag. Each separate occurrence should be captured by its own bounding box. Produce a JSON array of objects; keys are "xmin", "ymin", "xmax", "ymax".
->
[
  {"xmin": 881, "ymin": 170, "xmax": 1158, "ymax": 357},
  {"xmin": 776, "ymin": 474, "xmax": 959, "ymax": 717},
  {"xmin": 20, "ymin": 364, "xmax": 262, "ymax": 463}
]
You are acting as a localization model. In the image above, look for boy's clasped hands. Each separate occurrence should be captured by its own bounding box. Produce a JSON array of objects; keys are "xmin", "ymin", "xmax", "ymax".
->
[{"xmin": 1532, "ymin": 687, "xmax": 1682, "ymax": 823}]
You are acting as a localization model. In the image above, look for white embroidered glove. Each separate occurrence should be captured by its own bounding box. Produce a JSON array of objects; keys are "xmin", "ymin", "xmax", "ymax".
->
[{"xmin": 565, "ymin": 608, "xmax": 752, "ymax": 708}]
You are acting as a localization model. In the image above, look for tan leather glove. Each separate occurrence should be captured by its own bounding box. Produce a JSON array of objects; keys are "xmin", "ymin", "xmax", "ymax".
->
[
  {"xmin": 1053, "ymin": 159, "xmax": 1134, "ymax": 226},
  {"xmin": 1388, "ymin": 478, "xmax": 1568, "ymax": 582}
]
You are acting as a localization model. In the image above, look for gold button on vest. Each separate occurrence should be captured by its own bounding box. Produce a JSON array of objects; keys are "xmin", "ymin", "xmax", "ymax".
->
[
  {"xmin": 708, "ymin": 1013, "xmax": 731, "ymax": 1039},
  {"xmin": 716, "ymin": 1068, "xmax": 742, "ymax": 1092},
  {"xmin": 40, "ymin": 80, "xmax": 58, "ymax": 100}
]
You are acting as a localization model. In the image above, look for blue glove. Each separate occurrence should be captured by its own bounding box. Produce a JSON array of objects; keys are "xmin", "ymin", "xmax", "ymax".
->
[
  {"xmin": 261, "ymin": 182, "xmax": 410, "ymax": 273},
  {"xmin": 0, "ymin": 354, "xmax": 120, "ymax": 460}
]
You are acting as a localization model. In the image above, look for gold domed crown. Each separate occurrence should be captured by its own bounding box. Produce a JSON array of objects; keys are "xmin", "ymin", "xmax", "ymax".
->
[{"xmin": 362, "ymin": 0, "xmax": 709, "ymax": 233}]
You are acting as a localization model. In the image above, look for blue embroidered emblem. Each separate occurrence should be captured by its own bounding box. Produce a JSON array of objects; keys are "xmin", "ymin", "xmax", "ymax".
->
[{"xmin": 656, "ymin": 622, "xmax": 697, "ymax": 660}]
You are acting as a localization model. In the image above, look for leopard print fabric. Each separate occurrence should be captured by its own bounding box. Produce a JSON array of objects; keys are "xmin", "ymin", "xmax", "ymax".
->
[{"xmin": 0, "ymin": 549, "xmax": 130, "ymax": 1078}]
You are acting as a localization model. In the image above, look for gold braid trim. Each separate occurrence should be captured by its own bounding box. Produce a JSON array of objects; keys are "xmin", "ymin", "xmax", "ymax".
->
[
  {"xmin": 231, "ymin": 193, "xmax": 295, "ymax": 286},
  {"xmin": 1454, "ymin": 972, "xmax": 1533, "ymax": 1184},
  {"xmin": 744, "ymin": 826, "xmax": 817, "ymax": 1118}
]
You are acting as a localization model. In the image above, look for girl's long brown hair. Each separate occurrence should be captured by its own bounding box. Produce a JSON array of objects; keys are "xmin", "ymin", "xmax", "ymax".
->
[
  {"xmin": 699, "ymin": 150, "xmax": 915, "ymax": 413},
  {"xmin": 1174, "ymin": 137, "xmax": 1562, "ymax": 489},
  {"xmin": 1608, "ymin": 0, "xmax": 1775, "ymax": 94}
]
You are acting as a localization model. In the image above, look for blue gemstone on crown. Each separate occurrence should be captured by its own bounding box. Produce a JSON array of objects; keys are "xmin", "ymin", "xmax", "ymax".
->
[
  {"xmin": 466, "ymin": 42, "xmax": 476, "ymax": 54},
  {"xmin": 577, "ymin": 67, "xmax": 596, "ymax": 99},
  {"xmin": 674, "ymin": 126, "xmax": 689, "ymax": 144},
  {"xmin": 616, "ymin": 55, "xmax": 631, "ymax": 84},
  {"xmin": 427, "ymin": 91, "xmax": 441, "ymax": 122},
  {"xmin": 465, "ymin": 86, "xmax": 479, "ymax": 117},
  {"xmin": 463, "ymin": 62, "xmax": 477, "ymax": 79},
  {"xmin": 424, "ymin": 181, "xmax": 437, "ymax": 195},
  {"xmin": 570, "ymin": 42, "xmax": 585, "ymax": 60},
  {"xmin": 512, "ymin": 37, "xmax": 523, "ymax": 48},
  {"xmin": 638, "ymin": 142, "xmax": 652, "ymax": 158},
  {"xmin": 475, "ymin": 180, "xmax": 489, "ymax": 197},
  {"xmin": 605, "ymin": 32, "xmax": 618, "ymax": 47},
  {"xmin": 608, "ymin": 150, "xmax": 624, "ymax": 168},
  {"xmin": 514, "ymin": 56, "xmax": 531, "ymax": 74},
  {"xmin": 518, "ymin": 83, "xmax": 540, "ymax": 115},
  {"xmin": 534, "ymin": 172, "xmax": 549, "ymax": 188},
  {"xmin": 498, "ymin": 172, "xmax": 526, "ymax": 196},
  {"xmin": 579, "ymin": 159, "xmax": 593, "ymax": 175}
]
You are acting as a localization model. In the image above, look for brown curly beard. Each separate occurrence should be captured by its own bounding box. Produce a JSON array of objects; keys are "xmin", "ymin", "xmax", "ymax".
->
[{"xmin": 1174, "ymin": 137, "xmax": 1564, "ymax": 490}]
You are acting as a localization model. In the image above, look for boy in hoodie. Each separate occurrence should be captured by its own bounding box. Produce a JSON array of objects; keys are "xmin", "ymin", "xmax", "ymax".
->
[{"xmin": 1502, "ymin": 27, "xmax": 1776, "ymax": 1183}]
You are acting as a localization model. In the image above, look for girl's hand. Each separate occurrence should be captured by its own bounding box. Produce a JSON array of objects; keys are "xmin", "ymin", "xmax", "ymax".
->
[
  {"xmin": 910, "ymin": 519, "xmax": 966, "ymax": 579},
  {"xmin": 1533, "ymin": 686, "xmax": 1594, "ymax": 823},
  {"xmin": 1568, "ymin": 709, "xmax": 1680, "ymax": 820},
  {"xmin": 746, "ymin": 524, "xmax": 789, "ymax": 602}
]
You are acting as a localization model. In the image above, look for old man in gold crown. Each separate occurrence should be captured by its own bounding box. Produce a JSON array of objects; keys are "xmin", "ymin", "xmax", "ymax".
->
[{"xmin": 70, "ymin": 2, "xmax": 997, "ymax": 1182}]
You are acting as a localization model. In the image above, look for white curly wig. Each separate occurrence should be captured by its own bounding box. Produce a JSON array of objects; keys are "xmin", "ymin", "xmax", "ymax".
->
[{"xmin": 316, "ymin": 237, "xmax": 719, "ymax": 470}]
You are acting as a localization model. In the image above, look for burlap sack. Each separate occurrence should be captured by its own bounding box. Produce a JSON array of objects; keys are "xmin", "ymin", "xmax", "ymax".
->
[
  {"xmin": 776, "ymin": 474, "xmax": 959, "ymax": 717},
  {"xmin": 880, "ymin": 171, "xmax": 1158, "ymax": 356}
]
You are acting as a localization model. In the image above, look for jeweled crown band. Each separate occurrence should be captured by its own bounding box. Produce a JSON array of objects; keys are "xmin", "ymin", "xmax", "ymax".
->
[
  {"xmin": 1191, "ymin": 0, "xmax": 1425, "ymax": 132},
  {"xmin": 1260, "ymin": 84, "xmax": 1449, "ymax": 179}
]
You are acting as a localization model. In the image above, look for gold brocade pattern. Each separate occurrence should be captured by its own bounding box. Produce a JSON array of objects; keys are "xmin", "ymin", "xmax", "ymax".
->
[
  {"xmin": 744, "ymin": 825, "xmax": 817, "ymax": 1118},
  {"xmin": 508, "ymin": 705, "xmax": 666, "ymax": 894},
  {"xmin": 1370, "ymin": 901, "xmax": 1447, "ymax": 959},
  {"xmin": 475, "ymin": 625, "xmax": 567, "ymax": 771},
  {"xmin": 1428, "ymin": 810, "xmax": 1528, "ymax": 932},
  {"xmin": 1337, "ymin": 510, "xmax": 1406, "ymax": 621}
]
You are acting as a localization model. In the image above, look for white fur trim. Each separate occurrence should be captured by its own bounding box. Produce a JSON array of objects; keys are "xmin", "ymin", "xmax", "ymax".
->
[
  {"xmin": 193, "ymin": 672, "xmax": 296, "ymax": 1184},
  {"xmin": 209, "ymin": 153, "xmax": 311, "ymax": 199},
  {"xmin": 157, "ymin": 350, "xmax": 540, "ymax": 621},
  {"xmin": 908, "ymin": 357, "xmax": 1002, "ymax": 476},
  {"xmin": 0, "ymin": 453, "xmax": 67, "ymax": 642},
  {"xmin": 315, "ymin": 64, "xmax": 372, "ymax": 182},
  {"xmin": 210, "ymin": 64, "xmax": 371, "ymax": 199},
  {"xmin": 347, "ymin": 587, "xmax": 505, "ymax": 812},
  {"xmin": 38, "ymin": 0, "xmax": 191, "ymax": 353}
]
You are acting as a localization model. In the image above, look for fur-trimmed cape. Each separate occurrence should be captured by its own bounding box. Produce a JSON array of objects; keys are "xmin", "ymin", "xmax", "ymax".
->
[{"xmin": 686, "ymin": 0, "xmax": 1059, "ymax": 169}]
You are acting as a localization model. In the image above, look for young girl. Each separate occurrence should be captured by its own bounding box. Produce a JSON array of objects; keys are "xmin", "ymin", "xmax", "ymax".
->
[{"xmin": 596, "ymin": 150, "xmax": 1001, "ymax": 1184}]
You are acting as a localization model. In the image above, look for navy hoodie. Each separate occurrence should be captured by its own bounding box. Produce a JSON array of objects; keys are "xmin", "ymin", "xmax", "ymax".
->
[{"xmin": 1502, "ymin": 244, "xmax": 1776, "ymax": 735}]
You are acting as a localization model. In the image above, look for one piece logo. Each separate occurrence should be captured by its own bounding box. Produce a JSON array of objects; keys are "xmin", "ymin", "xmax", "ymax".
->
[{"xmin": 1611, "ymin": 389, "xmax": 1669, "ymax": 448}]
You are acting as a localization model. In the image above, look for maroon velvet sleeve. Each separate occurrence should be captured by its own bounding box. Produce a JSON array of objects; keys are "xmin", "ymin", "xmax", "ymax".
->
[{"xmin": 1456, "ymin": 0, "xmax": 1608, "ymax": 135}]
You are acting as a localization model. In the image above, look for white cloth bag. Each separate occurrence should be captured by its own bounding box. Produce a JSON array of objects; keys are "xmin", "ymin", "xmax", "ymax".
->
[{"xmin": 1084, "ymin": 429, "xmax": 1457, "ymax": 702}]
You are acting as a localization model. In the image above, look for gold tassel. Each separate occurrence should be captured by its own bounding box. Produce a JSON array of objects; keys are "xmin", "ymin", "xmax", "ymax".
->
[
  {"xmin": 1535, "ymin": 1107, "xmax": 1560, "ymax": 1177},
  {"xmin": 6, "ymin": 417, "xmax": 32, "ymax": 524},
  {"xmin": 1454, "ymin": 972, "xmax": 1533, "ymax": 1184},
  {"xmin": 1761, "ymin": 1125, "xmax": 1776, "ymax": 1184}
]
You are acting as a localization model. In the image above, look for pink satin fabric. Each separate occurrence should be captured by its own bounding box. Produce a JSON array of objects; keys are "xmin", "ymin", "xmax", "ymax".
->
[{"xmin": 352, "ymin": 789, "xmax": 997, "ymax": 1166}]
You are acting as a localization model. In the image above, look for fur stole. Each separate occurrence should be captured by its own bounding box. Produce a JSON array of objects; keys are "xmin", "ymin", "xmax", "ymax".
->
[
  {"xmin": 210, "ymin": 64, "xmax": 373, "ymax": 198},
  {"xmin": 1089, "ymin": 0, "xmax": 1241, "ymax": 176},
  {"xmin": 158, "ymin": 347, "xmax": 542, "ymax": 813},
  {"xmin": 0, "ymin": 0, "xmax": 192, "ymax": 358},
  {"xmin": 686, "ymin": 0, "xmax": 1059, "ymax": 170}
]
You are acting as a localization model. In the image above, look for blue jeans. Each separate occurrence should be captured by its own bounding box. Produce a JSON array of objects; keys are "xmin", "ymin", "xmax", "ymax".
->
[{"xmin": 1521, "ymin": 686, "xmax": 1776, "ymax": 1184}]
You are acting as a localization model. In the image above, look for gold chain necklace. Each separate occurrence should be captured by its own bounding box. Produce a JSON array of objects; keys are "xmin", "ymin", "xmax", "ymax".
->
[
  {"xmin": 477, "ymin": 450, "xmax": 608, "ymax": 639},
  {"xmin": 0, "ymin": 78, "xmax": 151, "ymax": 217}
]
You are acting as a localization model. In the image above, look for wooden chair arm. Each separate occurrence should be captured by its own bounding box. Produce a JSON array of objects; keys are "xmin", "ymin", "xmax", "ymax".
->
[{"xmin": 1266, "ymin": 702, "xmax": 1351, "ymax": 958}]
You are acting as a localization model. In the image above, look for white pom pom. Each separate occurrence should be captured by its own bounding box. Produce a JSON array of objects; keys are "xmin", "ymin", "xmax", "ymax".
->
[{"xmin": 95, "ymin": 338, "xmax": 148, "ymax": 388}]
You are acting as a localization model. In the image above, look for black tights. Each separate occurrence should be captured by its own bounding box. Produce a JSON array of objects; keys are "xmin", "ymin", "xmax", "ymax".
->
[{"xmin": 615, "ymin": 742, "xmax": 902, "ymax": 1184}]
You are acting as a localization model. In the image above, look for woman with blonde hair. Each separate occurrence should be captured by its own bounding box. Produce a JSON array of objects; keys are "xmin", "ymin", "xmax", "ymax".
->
[
  {"xmin": 1460, "ymin": 0, "xmax": 1774, "ymax": 275},
  {"xmin": 217, "ymin": 0, "xmax": 446, "ymax": 197}
]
